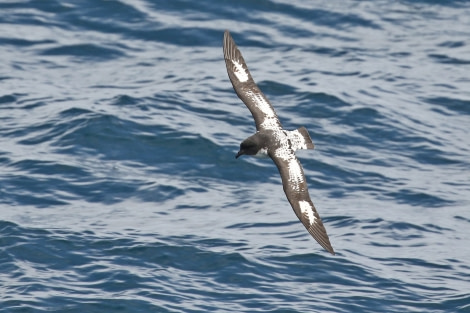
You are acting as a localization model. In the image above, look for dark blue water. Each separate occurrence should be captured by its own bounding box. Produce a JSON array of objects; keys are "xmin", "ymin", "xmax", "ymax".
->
[{"xmin": 1, "ymin": 1, "xmax": 470, "ymax": 312}]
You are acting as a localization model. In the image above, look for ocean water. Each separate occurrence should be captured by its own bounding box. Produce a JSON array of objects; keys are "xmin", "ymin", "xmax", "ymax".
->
[{"xmin": 1, "ymin": 0, "xmax": 470, "ymax": 312}]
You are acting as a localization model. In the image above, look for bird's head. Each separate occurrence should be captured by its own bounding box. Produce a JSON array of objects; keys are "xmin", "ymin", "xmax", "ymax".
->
[{"xmin": 235, "ymin": 137, "xmax": 259, "ymax": 159}]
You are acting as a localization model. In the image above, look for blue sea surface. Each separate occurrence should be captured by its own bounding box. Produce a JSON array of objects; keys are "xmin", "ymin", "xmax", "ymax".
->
[{"xmin": 1, "ymin": 1, "xmax": 470, "ymax": 312}]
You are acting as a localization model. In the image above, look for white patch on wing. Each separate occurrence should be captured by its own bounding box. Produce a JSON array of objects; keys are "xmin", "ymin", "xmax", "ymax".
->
[
  {"xmin": 247, "ymin": 91, "xmax": 275, "ymax": 116},
  {"xmin": 299, "ymin": 200, "xmax": 316, "ymax": 226},
  {"xmin": 260, "ymin": 117, "xmax": 280, "ymax": 130},
  {"xmin": 288, "ymin": 130, "xmax": 308, "ymax": 151},
  {"xmin": 273, "ymin": 145, "xmax": 291, "ymax": 161},
  {"xmin": 231, "ymin": 59, "xmax": 249, "ymax": 82},
  {"xmin": 246, "ymin": 90, "xmax": 279, "ymax": 129},
  {"xmin": 287, "ymin": 157, "xmax": 304, "ymax": 192},
  {"xmin": 273, "ymin": 132, "xmax": 306, "ymax": 192}
]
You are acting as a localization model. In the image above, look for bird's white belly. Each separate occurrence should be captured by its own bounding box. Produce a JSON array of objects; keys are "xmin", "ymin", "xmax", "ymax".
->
[{"xmin": 254, "ymin": 147, "xmax": 269, "ymax": 158}]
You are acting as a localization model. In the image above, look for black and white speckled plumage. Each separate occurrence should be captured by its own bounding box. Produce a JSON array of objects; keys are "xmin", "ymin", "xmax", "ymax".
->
[{"xmin": 223, "ymin": 30, "xmax": 335, "ymax": 255}]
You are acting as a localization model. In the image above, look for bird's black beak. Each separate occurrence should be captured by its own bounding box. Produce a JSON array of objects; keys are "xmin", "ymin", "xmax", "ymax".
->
[{"xmin": 235, "ymin": 150, "xmax": 244, "ymax": 159}]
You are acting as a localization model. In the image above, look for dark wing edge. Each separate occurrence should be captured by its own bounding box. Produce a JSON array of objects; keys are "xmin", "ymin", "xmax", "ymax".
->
[
  {"xmin": 270, "ymin": 151, "xmax": 335, "ymax": 255},
  {"xmin": 223, "ymin": 30, "xmax": 282, "ymax": 131}
]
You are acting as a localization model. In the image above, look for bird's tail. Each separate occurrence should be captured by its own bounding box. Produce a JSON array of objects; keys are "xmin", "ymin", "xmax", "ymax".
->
[{"xmin": 289, "ymin": 127, "xmax": 315, "ymax": 151}]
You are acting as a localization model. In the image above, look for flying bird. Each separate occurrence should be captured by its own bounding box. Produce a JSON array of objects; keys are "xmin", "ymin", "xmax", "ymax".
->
[{"xmin": 223, "ymin": 30, "xmax": 335, "ymax": 255}]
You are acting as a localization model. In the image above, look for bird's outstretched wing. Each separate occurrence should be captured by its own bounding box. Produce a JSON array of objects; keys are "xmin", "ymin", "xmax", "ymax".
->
[
  {"xmin": 223, "ymin": 30, "xmax": 282, "ymax": 131},
  {"xmin": 270, "ymin": 147, "xmax": 335, "ymax": 255}
]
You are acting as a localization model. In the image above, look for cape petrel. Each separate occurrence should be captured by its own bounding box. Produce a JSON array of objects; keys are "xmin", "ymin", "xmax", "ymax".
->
[{"xmin": 223, "ymin": 30, "xmax": 335, "ymax": 255}]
